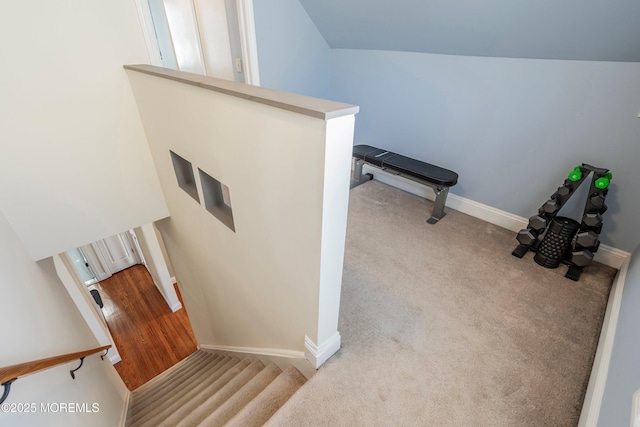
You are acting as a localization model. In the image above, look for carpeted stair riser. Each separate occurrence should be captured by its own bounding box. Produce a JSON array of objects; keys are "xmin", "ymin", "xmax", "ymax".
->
[
  {"xmin": 128, "ymin": 355, "xmax": 235, "ymax": 424},
  {"xmin": 125, "ymin": 350, "xmax": 307, "ymax": 427},
  {"xmin": 132, "ymin": 351, "xmax": 210, "ymax": 397},
  {"xmin": 130, "ymin": 357, "xmax": 247, "ymax": 427},
  {"xmin": 225, "ymin": 365, "xmax": 307, "ymax": 427},
  {"xmin": 128, "ymin": 353, "xmax": 216, "ymax": 417},
  {"xmin": 168, "ymin": 360, "xmax": 268, "ymax": 427},
  {"xmin": 193, "ymin": 363, "xmax": 282, "ymax": 427},
  {"xmin": 130, "ymin": 355, "xmax": 222, "ymax": 415},
  {"xmin": 130, "ymin": 352, "xmax": 220, "ymax": 406},
  {"xmin": 140, "ymin": 360, "xmax": 250, "ymax": 426}
]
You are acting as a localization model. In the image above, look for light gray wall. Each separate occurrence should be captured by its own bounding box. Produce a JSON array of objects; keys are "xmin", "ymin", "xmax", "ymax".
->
[
  {"xmin": 253, "ymin": 0, "xmax": 331, "ymax": 98},
  {"xmin": 599, "ymin": 244, "xmax": 640, "ymax": 426},
  {"xmin": 330, "ymin": 49, "xmax": 640, "ymax": 252},
  {"xmin": 299, "ymin": 0, "xmax": 640, "ymax": 62}
]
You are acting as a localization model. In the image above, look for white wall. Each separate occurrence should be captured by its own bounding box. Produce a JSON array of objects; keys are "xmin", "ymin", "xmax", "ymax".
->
[
  {"xmin": 0, "ymin": 210, "xmax": 127, "ymax": 427},
  {"xmin": 0, "ymin": 0, "xmax": 169, "ymax": 261},
  {"xmin": 153, "ymin": 226, "xmax": 176, "ymax": 277},
  {"xmin": 126, "ymin": 68, "xmax": 355, "ymax": 361},
  {"xmin": 598, "ymin": 244, "xmax": 640, "ymax": 426},
  {"xmin": 134, "ymin": 224, "xmax": 182, "ymax": 312},
  {"xmin": 55, "ymin": 254, "xmax": 123, "ymax": 365}
]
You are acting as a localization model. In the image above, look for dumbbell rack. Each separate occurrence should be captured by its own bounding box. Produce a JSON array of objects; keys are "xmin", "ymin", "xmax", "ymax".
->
[{"xmin": 512, "ymin": 164, "xmax": 612, "ymax": 281}]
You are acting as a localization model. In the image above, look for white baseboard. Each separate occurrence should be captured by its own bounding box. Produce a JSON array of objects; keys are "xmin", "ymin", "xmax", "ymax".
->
[
  {"xmin": 109, "ymin": 353, "xmax": 122, "ymax": 365},
  {"xmin": 170, "ymin": 302, "xmax": 183, "ymax": 312},
  {"xmin": 578, "ymin": 257, "xmax": 630, "ymax": 427},
  {"xmin": 363, "ymin": 166, "xmax": 630, "ymax": 269},
  {"xmin": 304, "ymin": 332, "xmax": 341, "ymax": 369},
  {"xmin": 171, "ymin": 276, "xmax": 177, "ymax": 284},
  {"xmin": 200, "ymin": 344, "xmax": 305, "ymax": 359},
  {"xmin": 199, "ymin": 344, "xmax": 314, "ymax": 378}
]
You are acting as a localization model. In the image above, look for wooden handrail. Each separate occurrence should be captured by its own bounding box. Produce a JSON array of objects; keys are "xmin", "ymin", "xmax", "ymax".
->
[{"xmin": 0, "ymin": 345, "xmax": 111, "ymax": 384}]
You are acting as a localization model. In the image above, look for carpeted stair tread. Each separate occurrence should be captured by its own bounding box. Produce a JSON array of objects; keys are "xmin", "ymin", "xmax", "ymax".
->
[
  {"xmin": 129, "ymin": 357, "xmax": 247, "ymax": 427},
  {"xmin": 132, "ymin": 351, "xmax": 210, "ymax": 395},
  {"xmin": 127, "ymin": 354, "xmax": 236, "ymax": 424},
  {"xmin": 192, "ymin": 362, "xmax": 282, "ymax": 427},
  {"xmin": 128, "ymin": 353, "xmax": 221, "ymax": 417},
  {"xmin": 171, "ymin": 359, "xmax": 268, "ymax": 427},
  {"xmin": 225, "ymin": 365, "xmax": 307, "ymax": 427},
  {"xmin": 127, "ymin": 357, "xmax": 239, "ymax": 413},
  {"xmin": 130, "ymin": 351, "xmax": 220, "ymax": 405},
  {"xmin": 140, "ymin": 357, "xmax": 253, "ymax": 427},
  {"xmin": 124, "ymin": 351, "xmax": 310, "ymax": 427},
  {"xmin": 128, "ymin": 353, "xmax": 229, "ymax": 417}
]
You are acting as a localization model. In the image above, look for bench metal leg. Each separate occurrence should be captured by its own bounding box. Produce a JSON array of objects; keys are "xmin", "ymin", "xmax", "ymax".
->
[
  {"xmin": 427, "ymin": 186, "xmax": 449, "ymax": 224},
  {"xmin": 350, "ymin": 158, "xmax": 373, "ymax": 189}
]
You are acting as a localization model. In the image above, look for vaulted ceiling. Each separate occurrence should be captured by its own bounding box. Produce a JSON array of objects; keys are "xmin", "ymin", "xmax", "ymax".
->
[{"xmin": 297, "ymin": 0, "xmax": 640, "ymax": 62}]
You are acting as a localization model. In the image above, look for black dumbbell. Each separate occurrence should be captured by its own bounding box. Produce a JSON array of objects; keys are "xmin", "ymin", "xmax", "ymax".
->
[
  {"xmin": 541, "ymin": 199, "xmax": 559, "ymax": 214},
  {"xmin": 572, "ymin": 250, "xmax": 594, "ymax": 267},
  {"xmin": 582, "ymin": 213, "xmax": 603, "ymax": 228},
  {"xmin": 557, "ymin": 185, "xmax": 572, "ymax": 197},
  {"xmin": 528, "ymin": 215, "xmax": 547, "ymax": 232},
  {"xmin": 590, "ymin": 194, "xmax": 606, "ymax": 208},
  {"xmin": 517, "ymin": 229, "xmax": 538, "ymax": 246},
  {"xmin": 575, "ymin": 231, "xmax": 598, "ymax": 248}
]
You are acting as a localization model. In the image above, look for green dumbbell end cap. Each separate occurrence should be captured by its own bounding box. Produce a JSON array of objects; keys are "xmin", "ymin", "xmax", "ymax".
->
[
  {"xmin": 605, "ymin": 172, "xmax": 613, "ymax": 180},
  {"xmin": 595, "ymin": 177, "xmax": 610, "ymax": 189},
  {"xmin": 574, "ymin": 166, "xmax": 583, "ymax": 172},
  {"xmin": 568, "ymin": 171, "xmax": 582, "ymax": 182}
]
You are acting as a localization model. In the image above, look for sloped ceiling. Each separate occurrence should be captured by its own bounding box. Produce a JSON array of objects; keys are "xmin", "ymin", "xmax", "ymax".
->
[{"xmin": 297, "ymin": 0, "xmax": 640, "ymax": 62}]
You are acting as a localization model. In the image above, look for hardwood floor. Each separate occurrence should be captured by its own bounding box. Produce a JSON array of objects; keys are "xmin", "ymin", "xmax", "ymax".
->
[{"xmin": 94, "ymin": 265, "xmax": 197, "ymax": 391}]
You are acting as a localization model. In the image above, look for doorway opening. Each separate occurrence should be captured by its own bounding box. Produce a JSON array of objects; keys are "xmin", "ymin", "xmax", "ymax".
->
[{"xmin": 94, "ymin": 264, "xmax": 197, "ymax": 390}]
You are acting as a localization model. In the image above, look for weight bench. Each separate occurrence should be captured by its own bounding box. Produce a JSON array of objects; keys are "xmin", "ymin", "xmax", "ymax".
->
[{"xmin": 350, "ymin": 144, "xmax": 459, "ymax": 224}]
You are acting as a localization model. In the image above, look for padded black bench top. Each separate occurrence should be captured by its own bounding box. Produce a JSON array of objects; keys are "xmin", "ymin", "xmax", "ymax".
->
[{"xmin": 353, "ymin": 145, "xmax": 458, "ymax": 187}]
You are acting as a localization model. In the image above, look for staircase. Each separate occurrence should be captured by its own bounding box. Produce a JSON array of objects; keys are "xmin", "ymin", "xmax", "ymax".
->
[{"xmin": 125, "ymin": 350, "xmax": 307, "ymax": 427}]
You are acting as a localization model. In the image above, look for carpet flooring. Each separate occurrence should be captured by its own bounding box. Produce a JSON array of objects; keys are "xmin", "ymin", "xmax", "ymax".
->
[{"xmin": 266, "ymin": 180, "xmax": 617, "ymax": 427}]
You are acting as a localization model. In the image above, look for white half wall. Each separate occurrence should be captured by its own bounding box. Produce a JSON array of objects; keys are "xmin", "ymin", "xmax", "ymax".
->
[
  {"xmin": 126, "ymin": 66, "xmax": 357, "ymax": 365},
  {"xmin": 0, "ymin": 0, "xmax": 169, "ymax": 261}
]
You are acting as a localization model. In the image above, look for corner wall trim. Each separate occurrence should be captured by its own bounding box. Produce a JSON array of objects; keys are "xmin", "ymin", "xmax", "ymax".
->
[
  {"xmin": 170, "ymin": 302, "xmax": 183, "ymax": 312},
  {"xmin": 304, "ymin": 332, "xmax": 341, "ymax": 369},
  {"xmin": 577, "ymin": 257, "xmax": 630, "ymax": 427},
  {"xmin": 109, "ymin": 354, "xmax": 122, "ymax": 365},
  {"xmin": 363, "ymin": 165, "xmax": 631, "ymax": 269}
]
